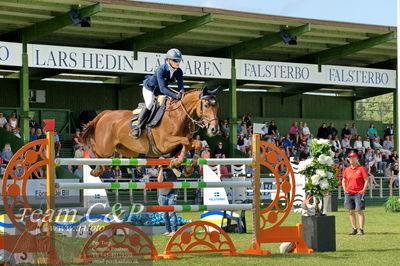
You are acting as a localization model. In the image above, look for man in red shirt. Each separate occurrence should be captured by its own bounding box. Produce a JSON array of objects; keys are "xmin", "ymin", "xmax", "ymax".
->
[{"xmin": 342, "ymin": 152, "xmax": 369, "ymax": 235}]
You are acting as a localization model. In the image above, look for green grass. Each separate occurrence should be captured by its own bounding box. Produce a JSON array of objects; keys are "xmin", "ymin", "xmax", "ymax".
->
[{"xmin": 42, "ymin": 205, "xmax": 400, "ymax": 265}]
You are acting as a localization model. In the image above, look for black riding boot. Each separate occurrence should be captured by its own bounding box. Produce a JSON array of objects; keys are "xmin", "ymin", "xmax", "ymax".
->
[{"xmin": 130, "ymin": 108, "xmax": 151, "ymax": 138}]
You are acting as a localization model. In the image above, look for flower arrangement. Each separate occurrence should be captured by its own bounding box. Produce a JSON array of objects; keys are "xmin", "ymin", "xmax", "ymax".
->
[{"xmin": 298, "ymin": 139, "xmax": 339, "ymax": 216}]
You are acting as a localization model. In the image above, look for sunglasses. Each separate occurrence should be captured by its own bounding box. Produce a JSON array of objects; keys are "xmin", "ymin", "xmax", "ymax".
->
[{"xmin": 171, "ymin": 59, "xmax": 182, "ymax": 63}]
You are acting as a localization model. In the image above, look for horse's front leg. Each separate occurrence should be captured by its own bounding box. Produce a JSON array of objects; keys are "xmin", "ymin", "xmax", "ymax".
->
[
  {"xmin": 183, "ymin": 139, "xmax": 202, "ymax": 176},
  {"xmin": 162, "ymin": 136, "xmax": 191, "ymax": 168}
]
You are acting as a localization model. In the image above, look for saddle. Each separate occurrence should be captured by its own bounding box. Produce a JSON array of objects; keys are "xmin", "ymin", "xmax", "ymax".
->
[{"xmin": 129, "ymin": 95, "xmax": 167, "ymax": 130}]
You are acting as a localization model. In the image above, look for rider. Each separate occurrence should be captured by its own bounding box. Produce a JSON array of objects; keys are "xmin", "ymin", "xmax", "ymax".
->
[{"xmin": 131, "ymin": 48, "xmax": 185, "ymax": 138}]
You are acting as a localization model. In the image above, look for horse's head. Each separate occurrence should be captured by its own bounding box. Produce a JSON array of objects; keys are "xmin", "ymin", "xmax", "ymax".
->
[{"xmin": 198, "ymin": 86, "xmax": 220, "ymax": 137}]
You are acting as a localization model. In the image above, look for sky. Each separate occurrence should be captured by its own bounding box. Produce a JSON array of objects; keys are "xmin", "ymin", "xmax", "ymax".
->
[{"xmin": 137, "ymin": 0, "xmax": 397, "ymax": 27}]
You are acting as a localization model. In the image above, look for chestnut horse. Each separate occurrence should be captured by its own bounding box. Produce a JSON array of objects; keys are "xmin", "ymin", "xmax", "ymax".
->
[{"xmin": 82, "ymin": 87, "xmax": 220, "ymax": 176}]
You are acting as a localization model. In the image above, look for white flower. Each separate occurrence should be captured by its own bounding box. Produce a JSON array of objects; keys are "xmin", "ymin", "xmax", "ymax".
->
[
  {"xmin": 318, "ymin": 154, "xmax": 328, "ymax": 164},
  {"xmin": 328, "ymin": 150, "xmax": 335, "ymax": 157},
  {"xmin": 304, "ymin": 158, "xmax": 314, "ymax": 167},
  {"xmin": 316, "ymin": 139, "xmax": 330, "ymax": 145},
  {"xmin": 316, "ymin": 169, "xmax": 327, "ymax": 177},
  {"xmin": 311, "ymin": 175, "xmax": 320, "ymax": 185},
  {"xmin": 325, "ymin": 157, "xmax": 334, "ymax": 166},
  {"xmin": 298, "ymin": 160, "xmax": 308, "ymax": 172},
  {"xmin": 327, "ymin": 171, "xmax": 334, "ymax": 179},
  {"xmin": 319, "ymin": 179, "xmax": 330, "ymax": 190}
]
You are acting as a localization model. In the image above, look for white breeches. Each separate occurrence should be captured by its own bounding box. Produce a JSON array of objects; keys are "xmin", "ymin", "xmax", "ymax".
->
[{"xmin": 142, "ymin": 87, "xmax": 154, "ymax": 110}]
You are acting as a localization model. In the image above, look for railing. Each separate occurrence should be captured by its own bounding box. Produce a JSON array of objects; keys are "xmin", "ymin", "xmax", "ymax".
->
[{"xmin": 337, "ymin": 176, "xmax": 400, "ymax": 199}]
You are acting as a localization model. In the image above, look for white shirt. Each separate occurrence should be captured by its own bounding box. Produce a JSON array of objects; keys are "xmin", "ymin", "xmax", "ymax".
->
[
  {"xmin": 302, "ymin": 127, "xmax": 311, "ymax": 135},
  {"xmin": 363, "ymin": 140, "xmax": 371, "ymax": 149},
  {"xmin": 353, "ymin": 140, "xmax": 363, "ymax": 149}
]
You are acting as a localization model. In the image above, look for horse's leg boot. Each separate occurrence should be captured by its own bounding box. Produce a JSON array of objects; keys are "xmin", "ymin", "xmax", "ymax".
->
[{"xmin": 130, "ymin": 108, "xmax": 151, "ymax": 138}]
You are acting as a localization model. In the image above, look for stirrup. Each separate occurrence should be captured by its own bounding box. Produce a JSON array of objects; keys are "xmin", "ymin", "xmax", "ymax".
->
[{"xmin": 130, "ymin": 127, "xmax": 141, "ymax": 139}]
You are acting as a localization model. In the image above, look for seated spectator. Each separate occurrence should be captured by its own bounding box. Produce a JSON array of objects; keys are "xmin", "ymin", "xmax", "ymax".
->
[
  {"xmin": 383, "ymin": 135, "xmax": 394, "ymax": 151},
  {"xmin": 72, "ymin": 129, "xmax": 83, "ymax": 151},
  {"xmin": 298, "ymin": 121, "xmax": 304, "ymax": 140},
  {"xmin": 306, "ymin": 134, "xmax": 314, "ymax": 153},
  {"xmin": 366, "ymin": 123, "xmax": 378, "ymax": 142},
  {"xmin": 268, "ymin": 120, "xmax": 280, "ymax": 139},
  {"xmin": 363, "ymin": 136, "xmax": 371, "ymax": 150},
  {"xmin": 341, "ymin": 136, "xmax": 351, "ymax": 149},
  {"xmin": 29, "ymin": 127, "xmax": 37, "ymax": 142},
  {"xmin": 244, "ymin": 113, "xmax": 252, "ymax": 128},
  {"xmin": 144, "ymin": 165, "xmax": 159, "ymax": 182},
  {"xmin": 341, "ymin": 123, "xmax": 351, "ymax": 139},
  {"xmin": 4, "ymin": 123, "xmax": 12, "ymax": 133},
  {"xmin": 338, "ymin": 148, "xmax": 348, "ymax": 166},
  {"xmin": 383, "ymin": 124, "xmax": 394, "ymax": 142},
  {"xmin": 237, "ymin": 122, "xmax": 248, "ymax": 136},
  {"xmin": 389, "ymin": 149, "xmax": 398, "ymax": 166},
  {"xmin": 201, "ymin": 145, "xmax": 211, "ymax": 158},
  {"xmin": 74, "ymin": 145, "xmax": 84, "ymax": 158},
  {"xmin": 289, "ymin": 148, "xmax": 299, "ymax": 163},
  {"xmin": 302, "ymin": 122, "xmax": 311, "ymax": 140},
  {"xmin": 112, "ymin": 166, "xmax": 122, "ymax": 179},
  {"xmin": 35, "ymin": 128, "xmax": 45, "ymax": 139},
  {"xmin": 31, "ymin": 166, "xmax": 45, "ymax": 179},
  {"xmin": 131, "ymin": 166, "xmax": 144, "ymax": 181},
  {"xmin": 350, "ymin": 123, "xmax": 358, "ymax": 140},
  {"xmin": 0, "ymin": 112, "xmax": 7, "ymax": 128},
  {"xmin": 332, "ymin": 136, "xmax": 341, "ymax": 152},
  {"xmin": 54, "ymin": 130, "xmax": 62, "ymax": 157},
  {"xmin": 261, "ymin": 121, "xmax": 269, "ymax": 139},
  {"xmin": 353, "ymin": 135, "xmax": 365, "ymax": 155},
  {"xmin": 299, "ymin": 149, "xmax": 310, "ymax": 161},
  {"xmin": 8, "ymin": 112, "xmax": 18, "ymax": 129},
  {"xmin": 237, "ymin": 135, "xmax": 245, "ymax": 153},
  {"xmin": 373, "ymin": 138, "xmax": 391, "ymax": 158},
  {"xmin": 74, "ymin": 165, "xmax": 83, "ymax": 178},
  {"xmin": 282, "ymin": 135, "xmax": 293, "ymax": 154},
  {"xmin": 1, "ymin": 144, "xmax": 13, "ymax": 165},
  {"xmin": 375, "ymin": 149, "xmax": 387, "ymax": 174},
  {"xmin": 368, "ymin": 170, "xmax": 379, "ymax": 188},
  {"xmin": 220, "ymin": 120, "xmax": 230, "ymax": 139},
  {"xmin": 212, "ymin": 142, "xmax": 226, "ymax": 158},
  {"xmin": 11, "ymin": 128, "xmax": 21, "ymax": 138},
  {"xmin": 243, "ymin": 134, "xmax": 252, "ymax": 153},
  {"xmin": 364, "ymin": 148, "xmax": 376, "ymax": 173},
  {"xmin": 392, "ymin": 164, "xmax": 399, "ymax": 188},
  {"xmin": 289, "ymin": 122, "xmax": 299, "ymax": 144},
  {"xmin": 13, "ymin": 164, "xmax": 25, "ymax": 178},
  {"xmin": 317, "ymin": 123, "xmax": 329, "ymax": 139},
  {"xmin": 327, "ymin": 123, "xmax": 338, "ymax": 138},
  {"xmin": 100, "ymin": 167, "xmax": 115, "ymax": 181}
]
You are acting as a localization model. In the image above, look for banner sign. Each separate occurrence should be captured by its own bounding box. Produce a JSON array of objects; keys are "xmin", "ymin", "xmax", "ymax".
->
[
  {"xmin": 0, "ymin": 42, "xmax": 395, "ymax": 88},
  {"xmin": 0, "ymin": 41, "xmax": 22, "ymax": 67},
  {"xmin": 28, "ymin": 44, "xmax": 231, "ymax": 79},
  {"xmin": 236, "ymin": 59, "xmax": 396, "ymax": 88}
]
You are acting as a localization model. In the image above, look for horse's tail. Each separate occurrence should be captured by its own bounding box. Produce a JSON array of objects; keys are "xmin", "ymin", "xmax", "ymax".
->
[{"xmin": 82, "ymin": 111, "xmax": 110, "ymax": 145}]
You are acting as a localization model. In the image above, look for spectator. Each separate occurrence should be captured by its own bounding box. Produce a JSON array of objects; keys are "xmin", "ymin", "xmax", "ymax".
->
[
  {"xmin": 302, "ymin": 122, "xmax": 311, "ymax": 140},
  {"xmin": 338, "ymin": 148, "xmax": 348, "ymax": 165},
  {"xmin": 341, "ymin": 123, "xmax": 351, "ymax": 139},
  {"xmin": 54, "ymin": 130, "xmax": 62, "ymax": 157},
  {"xmin": 298, "ymin": 121, "xmax": 304, "ymax": 140},
  {"xmin": 383, "ymin": 164, "xmax": 394, "ymax": 187},
  {"xmin": 341, "ymin": 136, "xmax": 351, "ymax": 149},
  {"xmin": 383, "ymin": 124, "xmax": 394, "ymax": 142},
  {"xmin": 212, "ymin": 142, "xmax": 225, "ymax": 158},
  {"xmin": 4, "ymin": 123, "xmax": 12, "ymax": 133},
  {"xmin": 299, "ymin": 149, "xmax": 310, "ymax": 161},
  {"xmin": 332, "ymin": 136, "xmax": 341, "ymax": 152},
  {"xmin": 375, "ymin": 150, "xmax": 387, "ymax": 174},
  {"xmin": 100, "ymin": 167, "xmax": 114, "ymax": 181},
  {"xmin": 368, "ymin": 170, "xmax": 379, "ymax": 188},
  {"xmin": 31, "ymin": 167, "xmax": 45, "ymax": 179},
  {"xmin": 35, "ymin": 128, "xmax": 45, "ymax": 139},
  {"xmin": 350, "ymin": 123, "xmax": 358, "ymax": 140},
  {"xmin": 364, "ymin": 148, "xmax": 376, "ymax": 173},
  {"xmin": 145, "ymin": 165, "xmax": 159, "ymax": 182},
  {"xmin": 157, "ymin": 164, "xmax": 181, "ymax": 236},
  {"xmin": 389, "ymin": 149, "xmax": 398, "ymax": 166},
  {"xmin": 0, "ymin": 112, "xmax": 7, "ymax": 128},
  {"xmin": 131, "ymin": 166, "xmax": 144, "ymax": 181},
  {"xmin": 244, "ymin": 113, "xmax": 252, "ymax": 128},
  {"xmin": 243, "ymin": 134, "xmax": 252, "ymax": 153},
  {"xmin": 317, "ymin": 123, "xmax": 329, "ymax": 139},
  {"xmin": 327, "ymin": 123, "xmax": 338, "ymax": 138},
  {"xmin": 372, "ymin": 138, "xmax": 391, "ymax": 158},
  {"xmin": 261, "ymin": 121, "xmax": 269, "ymax": 139},
  {"xmin": 8, "ymin": 112, "xmax": 18, "ymax": 129},
  {"xmin": 268, "ymin": 120, "xmax": 279, "ymax": 139},
  {"xmin": 237, "ymin": 122, "xmax": 248, "ymax": 136},
  {"xmin": 74, "ymin": 145, "xmax": 84, "ymax": 158},
  {"xmin": 289, "ymin": 122, "xmax": 299, "ymax": 144},
  {"xmin": 237, "ymin": 135, "xmax": 245, "ymax": 153},
  {"xmin": 72, "ymin": 129, "xmax": 83, "ymax": 151},
  {"xmin": 112, "ymin": 166, "xmax": 122, "ymax": 179},
  {"xmin": 383, "ymin": 135, "xmax": 394, "ymax": 151},
  {"xmin": 363, "ymin": 136, "xmax": 371, "ymax": 150},
  {"xmin": 282, "ymin": 134, "xmax": 293, "ymax": 154},
  {"xmin": 366, "ymin": 123, "xmax": 378, "ymax": 142},
  {"xmin": 28, "ymin": 116, "xmax": 39, "ymax": 129},
  {"xmin": 391, "ymin": 164, "xmax": 399, "ymax": 188},
  {"xmin": 11, "ymin": 128, "xmax": 21, "ymax": 138},
  {"xmin": 194, "ymin": 134, "xmax": 208, "ymax": 150},
  {"xmin": 13, "ymin": 164, "xmax": 25, "ymax": 178},
  {"xmin": 1, "ymin": 144, "xmax": 13, "ymax": 165},
  {"xmin": 74, "ymin": 165, "xmax": 83, "ymax": 178},
  {"xmin": 201, "ymin": 145, "xmax": 211, "ymax": 158},
  {"xmin": 220, "ymin": 120, "xmax": 230, "ymax": 139},
  {"xmin": 353, "ymin": 136, "xmax": 365, "ymax": 155},
  {"xmin": 29, "ymin": 127, "xmax": 37, "ymax": 142}
]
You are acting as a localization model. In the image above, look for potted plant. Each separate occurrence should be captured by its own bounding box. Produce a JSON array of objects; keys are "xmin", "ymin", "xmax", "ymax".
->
[{"xmin": 298, "ymin": 139, "xmax": 339, "ymax": 252}]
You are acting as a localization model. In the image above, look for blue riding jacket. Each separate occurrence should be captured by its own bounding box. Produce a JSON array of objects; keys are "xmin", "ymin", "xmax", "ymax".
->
[{"xmin": 143, "ymin": 64, "xmax": 184, "ymax": 98}]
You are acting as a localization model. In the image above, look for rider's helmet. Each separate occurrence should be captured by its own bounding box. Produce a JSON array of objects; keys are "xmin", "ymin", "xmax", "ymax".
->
[{"xmin": 166, "ymin": 48, "xmax": 183, "ymax": 61}]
